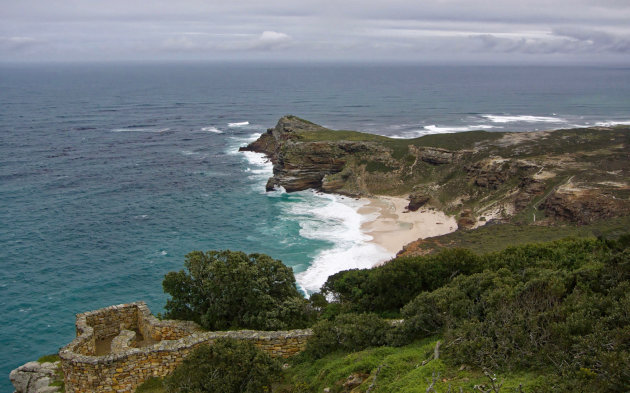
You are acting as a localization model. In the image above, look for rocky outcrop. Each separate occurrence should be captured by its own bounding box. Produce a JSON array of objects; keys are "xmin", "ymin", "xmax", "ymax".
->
[
  {"xmin": 542, "ymin": 189, "xmax": 630, "ymax": 224},
  {"xmin": 457, "ymin": 209, "xmax": 476, "ymax": 230},
  {"xmin": 412, "ymin": 146, "xmax": 460, "ymax": 165},
  {"xmin": 466, "ymin": 159, "xmax": 539, "ymax": 189},
  {"xmin": 10, "ymin": 361, "xmax": 61, "ymax": 393},
  {"xmin": 407, "ymin": 192, "xmax": 430, "ymax": 211},
  {"xmin": 265, "ymin": 141, "xmax": 384, "ymax": 192},
  {"xmin": 514, "ymin": 177, "xmax": 547, "ymax": 210}
]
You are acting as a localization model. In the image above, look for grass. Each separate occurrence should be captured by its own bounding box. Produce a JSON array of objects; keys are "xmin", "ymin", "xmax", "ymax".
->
[
  {"xmin": 281, "ymin": 339, "xmax": 555, "ymax": 392},
  {"xmin": 37, "ymin": 354, "xmax": 60, "ymax": 363},
  {"xmin": 136, "ymin": 377, "xmax": 166, "ymax": 393}
]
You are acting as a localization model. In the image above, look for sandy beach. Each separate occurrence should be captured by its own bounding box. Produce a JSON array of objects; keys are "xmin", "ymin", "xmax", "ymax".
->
[{"xmin": 359, "ymin": 196, "xmax": 457, "ymax": 256}]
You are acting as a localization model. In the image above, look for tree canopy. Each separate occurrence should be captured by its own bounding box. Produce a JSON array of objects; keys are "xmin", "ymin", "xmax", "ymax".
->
[{"xmin": 162, "ymin": 250, "xmax": 311, "ymax": 330}]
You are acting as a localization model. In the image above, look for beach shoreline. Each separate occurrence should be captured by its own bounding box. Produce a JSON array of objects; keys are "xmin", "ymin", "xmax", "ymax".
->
[{"xmin": 358, "ymin": 196, "xmax": 457, "ymax": 260}]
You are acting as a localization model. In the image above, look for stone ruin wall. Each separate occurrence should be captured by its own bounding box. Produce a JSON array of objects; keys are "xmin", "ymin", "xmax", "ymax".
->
[{"xmin": 59, "ymin": 301, "xmax": 312, "ymax": 393}]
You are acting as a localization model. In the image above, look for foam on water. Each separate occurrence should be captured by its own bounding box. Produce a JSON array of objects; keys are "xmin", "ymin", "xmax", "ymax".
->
[
  {"xmin": 111, "ymin": 127, "xmax": 171, "ymax": 133},
  {"xmin": 595, "ymin": 120, "xmax": 630, "ymax": 126},
  {"xmin": 289, "ymin": 192, "xmax": 393, "ymax": 294},
  {"xmin": 201, "ymin": 126, "xmax": 223, "ymax": 133},
  {"xmin": 388, "ymin": 124, "xmax": 500, "ymax": 138},
  {"xmin": 482, "ymin": 114, "xmax": 567, "ymax": 123},
  {"xmin": 228, "ymin": 121, "xmax": 250, "ymax": 127}
]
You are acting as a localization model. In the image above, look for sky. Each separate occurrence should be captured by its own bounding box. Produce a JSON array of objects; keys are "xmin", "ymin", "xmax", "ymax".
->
[{"xmin": 1, "ymin": 0, "xmax": 630, "ymax": 64}]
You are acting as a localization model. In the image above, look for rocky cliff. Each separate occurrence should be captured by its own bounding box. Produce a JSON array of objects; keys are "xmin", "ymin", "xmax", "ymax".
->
[{"xmin": 242, "ymin": 116, "xmax": 630, "ymax": 228}]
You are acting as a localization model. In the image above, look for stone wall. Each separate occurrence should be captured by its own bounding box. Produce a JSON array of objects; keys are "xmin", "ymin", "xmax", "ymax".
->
[{"xmin": 59, "ymin": 302, "xmax": 312, "ymax": 393}]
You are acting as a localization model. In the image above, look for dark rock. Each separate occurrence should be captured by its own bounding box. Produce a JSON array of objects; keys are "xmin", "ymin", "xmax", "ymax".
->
[
  {"xmin": 514, "ymin": 177, "xmax": 547, "ymax": 210},
  {"xmin": 457, "ymin": 209, "xmax": 476, "ymax": 229},
  {"xmin": 407, "ymin": 192, "xmax": 430, "ymax": 211},
  {"xmin": 416, "ymin": 147, "xmax": 459, "ymax": 165}
]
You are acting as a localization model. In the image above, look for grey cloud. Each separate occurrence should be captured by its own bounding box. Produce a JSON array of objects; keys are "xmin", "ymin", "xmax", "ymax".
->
[{"xmin": 553, "ymin": 27, "xmax": 630, "ymax": 53}]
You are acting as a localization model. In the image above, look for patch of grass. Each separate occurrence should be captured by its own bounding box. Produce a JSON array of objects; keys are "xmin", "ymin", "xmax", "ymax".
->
[
  {"xmin": 136, "ymin": 377, "xmax": 166, "ymax": 393},
  {"xmin": 365, "ymin": 161, "xmax": 396, "ymax": 173},
  {"xmin": 281, "ymin": 339, "xmax": 555, "ymax": 393},
  {"xmin": 407, "ymin": 130, "xmax": 505, "ymax": 150},
  {"xmin": 37, "ymin": 354, "xmax": 60, "ymax": 363}
]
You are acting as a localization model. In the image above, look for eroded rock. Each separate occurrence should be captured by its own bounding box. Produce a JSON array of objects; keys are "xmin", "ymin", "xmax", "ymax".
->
[{"xmin": 10, "ymin": 361, "xmax": 61, "ymax": 393}]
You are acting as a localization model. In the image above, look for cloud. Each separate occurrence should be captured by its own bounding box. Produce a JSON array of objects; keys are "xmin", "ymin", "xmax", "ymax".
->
[
  {"xmin": 161, "ymin": 30, "xmax": 292, "ymax": 53},
  {"xmin": 0, "ymin": 36, "xmax": 42, "ymax": 51},
  {"xmin": 250, "ymin": 31, "xmax": 291, "ymax": 50},
  {"xmin": 162, "ymin": 36, "xmax": 200, "ymax": 51},
  {"xmin": 553, "ymin": 27, "xmax": 630, "ymax": 53}
]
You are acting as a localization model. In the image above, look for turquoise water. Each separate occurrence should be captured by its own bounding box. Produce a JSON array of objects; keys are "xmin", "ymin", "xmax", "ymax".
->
[{"xmin": 1, "ymin": 64, "xmax": 630, "ymax": 389}]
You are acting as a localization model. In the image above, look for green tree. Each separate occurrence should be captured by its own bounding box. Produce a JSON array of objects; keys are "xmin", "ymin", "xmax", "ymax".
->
[
  {"xmin": 164, "ymin": 338, "xmax": 280, "ymax": 393},
  {"xmin": 163, "ymin": 250, "xmax": 311, "ymax": 330}
]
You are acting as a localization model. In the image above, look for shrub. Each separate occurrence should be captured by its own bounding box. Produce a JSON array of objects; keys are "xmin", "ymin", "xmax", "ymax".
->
[
  {"xmin": 164, "ymin": 338, "xmax": 280, "ymax": 393},
  {"xmin": 322, "ymin": 248, "xmax": 484, "ymax": 314},
  {"xmin": 305, "ymin": 313, "xmax": 393, "ymax": 358},
  {"xmin": 162, "ymin": 250, "xmax": 311, "ymax": 330}
]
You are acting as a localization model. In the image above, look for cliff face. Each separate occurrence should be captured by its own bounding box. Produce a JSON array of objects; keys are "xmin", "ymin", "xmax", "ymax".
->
[{"xmin": 242, "ymin": 116, "xmax": 630, "ymax": 227}]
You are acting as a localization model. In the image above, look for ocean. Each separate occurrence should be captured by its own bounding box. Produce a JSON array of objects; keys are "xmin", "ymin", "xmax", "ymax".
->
[{"xmin": 1, "ymin": 63, "xmax": 629, "ymax": 389}]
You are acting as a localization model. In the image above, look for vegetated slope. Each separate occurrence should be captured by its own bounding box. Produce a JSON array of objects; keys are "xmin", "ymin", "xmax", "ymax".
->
[
  {"xmin": 242, "ymin": 116, "xmax": 630, "ymax": 229},
  {"xmin": 136, "ymin": 235, "xmax": 629, "ymax": 393},
  {"xmin": 282, "ymin": 235, "xmax": 630, "ymax": 393},
  {"xmin": 398, "ymin": 215, "xmax": 630, "ymax": 257}
]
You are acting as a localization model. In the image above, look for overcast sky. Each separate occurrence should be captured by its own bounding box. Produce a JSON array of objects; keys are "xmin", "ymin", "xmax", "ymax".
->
[{"xmin": 1, "ymin": 0, "xmax": 630, "ymax": 64}]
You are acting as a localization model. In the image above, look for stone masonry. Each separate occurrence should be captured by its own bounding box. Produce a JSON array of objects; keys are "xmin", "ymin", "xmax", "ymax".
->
[{"xmin": 58, "ymin": 301, "xmax": 312, "ymax": 393}]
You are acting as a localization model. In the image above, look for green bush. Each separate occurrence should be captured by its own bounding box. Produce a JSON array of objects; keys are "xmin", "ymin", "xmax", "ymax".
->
[
  {"xmin": 164, "ymin": 338, "xmax": 280, "ymax": 393},
  {"xmin": 162, "ymin": 250, "xmax": 312, "ymax": 330},
  {"xmin": 305, "ymin": 313, "xmax": 393, "ymax": 358},
  {"xmin": 322, "ymin": 248, "xmax": 483, "ymax": 314},
  {"xmin": 395, "ymin": 236, "xmax": 630, "ymax": 392}
]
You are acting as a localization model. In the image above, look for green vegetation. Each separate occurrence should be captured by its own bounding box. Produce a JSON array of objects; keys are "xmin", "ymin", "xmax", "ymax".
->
[
  {"xmin": 162, "ymin": 250, "xmax": 312, "ymax": 330},
  {"xmin": 164, "ymin": 338, "xmax": 280, "ymax": 393},
  {"xmin": 403, "ymin": 216, "xmax": 630, "ymax": 256},
  {"xmin": 158, "ymin": 234, "xmax": 629, "ymax": 392},
  {"xmin": 136, "ymin": 377, "xmax": 165, "ymax": 393},
  {"xmin": 37, "ymin": 354, "xmax": 60, "ymax": 363},
  {"xmin": 304, "ymin": 313, "xmax": 393, "ymax": 358},
  {"xmin": 283, "ymin": 339, "xmax": 555, "ymax": 393},
  {"xmin": 305, "ymin": 235, "xmax": 630, "ymax": 392}
]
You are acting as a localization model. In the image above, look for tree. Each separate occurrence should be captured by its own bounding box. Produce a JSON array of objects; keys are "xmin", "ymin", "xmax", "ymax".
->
[
  {"xmin": 164, "ymin": 338, "xmax": 280, "ymax": 393},
  {"xmin": 162, "ymin": 250, "xmax": 311, "ymax": 330}
]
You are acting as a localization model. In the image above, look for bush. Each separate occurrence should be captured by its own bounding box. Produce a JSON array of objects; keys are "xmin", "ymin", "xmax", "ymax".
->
[
  {"xmin": 164, "ymin": 338, "xmax": 280, "ymax": 393},
  {"xmin": 162, "ymin": 250, "xmax": 312, "ymax": 330},
  {"xmin": 322, "ymin": 248, "xmax": 484, "ymax": 314},
  {"xmin": 395, "ymin": 236, "xmax": 630, "ymax": 392},
  {"xmin": 305, "ymin": 313, "xmax": 393, "ymax": 358}
]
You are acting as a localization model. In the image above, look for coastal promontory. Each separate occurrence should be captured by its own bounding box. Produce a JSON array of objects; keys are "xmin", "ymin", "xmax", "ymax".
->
[{"xmin": 242, "ymin": 115, "xmax": 630, "ymax": 233}]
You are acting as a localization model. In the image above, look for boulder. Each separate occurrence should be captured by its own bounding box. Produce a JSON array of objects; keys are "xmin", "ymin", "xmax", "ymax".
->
[
  {"xmin": 10, "ymin": 361, "xmax": 61, "ymax": 393},
  {"xmin": 457, "ymin": 209, "xmax": 476, "ymax": 230}
]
